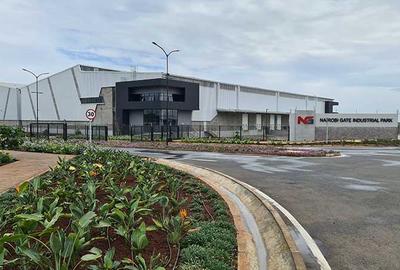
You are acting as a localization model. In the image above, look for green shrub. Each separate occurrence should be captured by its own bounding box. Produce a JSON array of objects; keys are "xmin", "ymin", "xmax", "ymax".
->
[
  {"xmin": 109, "ymin": 135, "xmax": 131, "ymax": 141},
  {"xmin": 182, "ymin": 222, "xmax": 236, "ymax": 249},
  {"xmin": 180, "ymin": 221, "xmax": 236, "ymax": 270},
  {"xmin": 181, "ymin": 137, "xmax": 253, "ymax": 145},
  {"xmin": 0, "ymin": 125, "xmax": 24, "ymax": 149},
  {"xmin": 180, "ymin": 245, "xmax": 232, "ymax": 270},
  {"xmin": 0, "ymin": 151, "xmax": 13, "ymax": 165},
  {"xmin": 18, "ymin": 140, "xmax": 88, "ymax": 154},
  {"xmin": 179, "ymin": 263, "xmax": 206, "ymax": 270}
]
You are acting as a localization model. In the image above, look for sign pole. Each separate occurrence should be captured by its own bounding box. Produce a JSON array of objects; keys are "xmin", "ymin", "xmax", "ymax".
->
[
  {"xmin": 89, "ymin": 120, "xmax": 92, "ymax": 144},
  {"xmin": 325, "ymin": 120, "xmax": 329, "ymax": 144}
]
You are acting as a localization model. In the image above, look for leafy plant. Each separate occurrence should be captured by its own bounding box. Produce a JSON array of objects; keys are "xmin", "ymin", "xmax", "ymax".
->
[
  {"xmin": 0, "ymin": 125, "xmax": 24, "ymax": 149},
  {"xmin": 83, "ymin": 247, "xmax": 121, "ymax": 270}
]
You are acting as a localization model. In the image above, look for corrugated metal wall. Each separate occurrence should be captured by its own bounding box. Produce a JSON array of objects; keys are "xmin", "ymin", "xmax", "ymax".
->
[
  {"xmin": 1, "ymin": 66, "xmax": 332, "ymax": 123},
  {"xmin": 1, "ymin": 66, "xmax": 163, "ymax": 121}
]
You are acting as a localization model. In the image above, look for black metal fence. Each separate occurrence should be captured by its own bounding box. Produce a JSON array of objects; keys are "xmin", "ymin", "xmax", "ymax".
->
[
  {"xmin": 29, "ymin": 123, "xmax": 108, "ymax": 141},
  {"xmin": 130, "ymin": 125, "xmax": 290, "ymax": 141}
]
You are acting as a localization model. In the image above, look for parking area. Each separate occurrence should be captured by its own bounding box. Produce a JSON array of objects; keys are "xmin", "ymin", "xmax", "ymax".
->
[{"xmin": 119, "ymin": 146, "xmax": 400, "ymax": 270}]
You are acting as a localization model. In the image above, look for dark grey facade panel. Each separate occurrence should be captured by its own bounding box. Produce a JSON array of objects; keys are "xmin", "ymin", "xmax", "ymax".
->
[
  {"xmin": 115, "ymin": 78, "xmax": 199, "ymax": 132},
  {"xmin": 325, "ymin": 101, "xmax": 339, "ymax": 113}
]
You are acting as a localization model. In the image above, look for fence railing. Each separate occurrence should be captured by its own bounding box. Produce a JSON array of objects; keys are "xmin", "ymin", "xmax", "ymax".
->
[
  {"xmin": 130, "ymin": 125, "xmax": 290, "ymax": 142},
  {"xmin": 29, "ymin": 123, "xmax": 108, "ymax": 141}
]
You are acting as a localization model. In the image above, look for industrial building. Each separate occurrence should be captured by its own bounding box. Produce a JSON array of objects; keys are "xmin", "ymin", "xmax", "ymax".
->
[{"xmin": 0, "ymin": 64, "xmax": 338, "ymax": 136}]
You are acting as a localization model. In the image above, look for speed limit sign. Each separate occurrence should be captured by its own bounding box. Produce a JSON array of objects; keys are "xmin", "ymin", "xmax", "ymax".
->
[{"xmin": 85, "ymin": 109, "xmax": 96, "ymax": 121}]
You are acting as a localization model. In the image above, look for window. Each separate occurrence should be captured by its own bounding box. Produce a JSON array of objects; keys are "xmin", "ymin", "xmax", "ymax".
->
[
  {"xmin": 128, "ymin": 87, "xmax": 185, "ymax": 102},
  {"xmin": 143, "ymin": 109, "xmax": 178, "ymax": 126}
]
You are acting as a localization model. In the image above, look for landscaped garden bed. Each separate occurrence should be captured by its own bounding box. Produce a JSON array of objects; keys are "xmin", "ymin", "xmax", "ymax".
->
[
  {"xmin": 97, "ymin": 140, "xmax": 340, "ymax": 157},
  {"xmin": 181, "ymin": 137, "xmax": 400, "ymax": 147},
  {"xmin": 0, "ymin": 148, "xmax": 236, "ymax": 270}
]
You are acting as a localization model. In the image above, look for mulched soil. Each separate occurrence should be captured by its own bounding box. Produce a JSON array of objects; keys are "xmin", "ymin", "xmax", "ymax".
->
[{"xmin": 96, "ymin": 140, "xmax": 340, "ymax": 157}]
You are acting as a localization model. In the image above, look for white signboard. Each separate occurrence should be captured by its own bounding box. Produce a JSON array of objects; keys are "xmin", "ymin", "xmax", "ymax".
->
[
  {"xmin": 85, "ymin": 109, "xmax": 96, "ymax": 121},
  {"xmin": 315, "ymin": 113, "xmax": 398, "ymax": 128},
  {"xmin": 85, "ymin": 109, "xmax": 96, "ymax": 143}
]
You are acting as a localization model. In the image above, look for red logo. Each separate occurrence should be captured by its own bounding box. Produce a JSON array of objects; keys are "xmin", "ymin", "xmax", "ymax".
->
[{"xmin": 297, "ymin": 116, "xmax": 314, "ymax": 124}]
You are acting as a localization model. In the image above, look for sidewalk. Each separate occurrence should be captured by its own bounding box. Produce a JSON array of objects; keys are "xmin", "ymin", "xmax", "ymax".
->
[{"xmin": 0, "ymin": 150, "xmax": 74, "ymax": 193}]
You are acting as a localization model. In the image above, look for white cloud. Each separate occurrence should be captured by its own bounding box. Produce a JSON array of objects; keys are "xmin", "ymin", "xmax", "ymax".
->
[{"xmin": 0, "ymin": 0, "xmax": 400, "ymax": 113}]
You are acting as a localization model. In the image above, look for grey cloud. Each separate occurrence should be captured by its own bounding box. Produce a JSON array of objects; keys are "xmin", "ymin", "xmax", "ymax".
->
[{"xmin": 0, "ymin": 0, "xmax": 400, "ymax": 113}]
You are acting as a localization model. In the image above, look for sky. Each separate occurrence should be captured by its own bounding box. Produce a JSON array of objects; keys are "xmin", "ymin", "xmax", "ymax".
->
[{"xmin": 1, "ymin": 0, "xmax": 400, "ymax": 113}]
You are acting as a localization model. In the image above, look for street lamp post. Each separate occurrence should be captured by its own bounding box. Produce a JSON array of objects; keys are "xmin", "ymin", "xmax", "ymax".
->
[
  {"xmin": 265, "ymin": 109, "xmax": 269, "ymax": 141},
  {"xmin": 16, "ymin": 88, "xmax": 22, "ymax": 128},
  {"xmin": 152, "ymin": 42, "xmax": 180, "ymax": 145},
  {"xmin": 22, "ymin": 68, "xmax": 49, "ymax": 140}
]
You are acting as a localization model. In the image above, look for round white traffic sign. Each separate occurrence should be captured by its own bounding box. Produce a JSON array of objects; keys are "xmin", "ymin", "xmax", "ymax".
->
[{"xmin": 86, "ymin": 109, "xmax": 96, "ymax": 121}]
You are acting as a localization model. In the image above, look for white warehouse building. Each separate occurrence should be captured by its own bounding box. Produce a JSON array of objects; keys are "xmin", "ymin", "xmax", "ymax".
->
[{"xmin": 0, "ymin": 64, "xmax": 338, "ymax": 136}]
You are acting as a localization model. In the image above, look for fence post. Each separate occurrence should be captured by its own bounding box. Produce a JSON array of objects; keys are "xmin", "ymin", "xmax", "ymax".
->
[
  {"xmin": 29, "ymin": 123, "xmax": 33, "ymax": 141},
  {"xmin": 325, "ymin": 125, "xmax": 329, "ymax": 144},
  {"xmin": 47, "ymin": 123, "xmax": 50, "ymax": 140},
  {"xmin": 240, "ymin": 126, "xmax": 242, "ymax": 140},
  {"xmin": 105, "ymin": 126, "xmax": 108, "ymax": 141},
  {"xmin": 63, "ymin": 123, "xmax": 67, "ymax": 141},
  {"xmin": 287, "ymin": 126, "xmax": 290, "ymax": 141},
  {"xmin": 151, "ymin": 125, "xmax": 154, "ymax": 141},
  {"xmin": 262, "ymin": 126, "xmax": 265, "ymax": 141},
  {"xmin": 177, "ymin": 126, "xmax": 180, "ymax": 139},
  {"xmin": 218, "ymin": 125, "xmax": 221, "ymax": 139}
]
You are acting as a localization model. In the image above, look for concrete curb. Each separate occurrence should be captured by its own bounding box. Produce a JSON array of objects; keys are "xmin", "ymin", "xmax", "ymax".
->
[{"xmin": 155, "ymin": 158, "xmax": 307, "ymax": 270}]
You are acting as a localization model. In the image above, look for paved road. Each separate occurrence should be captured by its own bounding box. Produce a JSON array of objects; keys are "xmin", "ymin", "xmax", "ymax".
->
[{"xmin": 118, "ymin": 147, "xmax": 400, "ymax": 270}]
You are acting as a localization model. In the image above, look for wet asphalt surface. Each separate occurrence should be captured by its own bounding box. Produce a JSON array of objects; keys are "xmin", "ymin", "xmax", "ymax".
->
[{"xmin": 117, "ymin": 146, "xmax": 400, "ymax": 270}]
